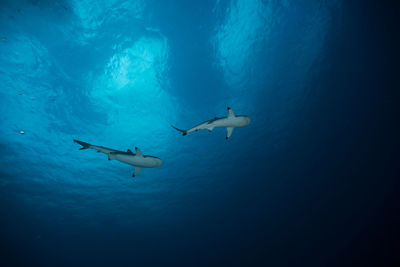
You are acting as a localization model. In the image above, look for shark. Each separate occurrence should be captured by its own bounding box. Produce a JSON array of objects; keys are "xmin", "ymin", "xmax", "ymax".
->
[
  {"xmin": 73, "ymin": 139, "xmax": 163, "ymax": 177},
  {"xmin": 172, "ymin": 107, "xmax": 251, "ymax": 139}
]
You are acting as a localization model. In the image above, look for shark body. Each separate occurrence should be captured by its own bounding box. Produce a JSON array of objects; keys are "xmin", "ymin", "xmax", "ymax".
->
[
  {"xmin": 73, "ymin": 139, "xmax": 162, "ymax": 177},
  {"xmin": 172, "ymin": 107, "xmax": 251, "ymax": 139}
]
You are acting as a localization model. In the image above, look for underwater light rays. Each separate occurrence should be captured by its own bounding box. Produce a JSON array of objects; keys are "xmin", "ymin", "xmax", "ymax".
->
[
  {"xmin": 88, "ymin": 32, "xmax": 177, "ymax": 155},
  {"xmin": 72, "ymin": 0, "xmax": 145, "ymax": 40},
  {"xmin": 214, "ymin": 0, "xmax": 275, "ymax": 90}
]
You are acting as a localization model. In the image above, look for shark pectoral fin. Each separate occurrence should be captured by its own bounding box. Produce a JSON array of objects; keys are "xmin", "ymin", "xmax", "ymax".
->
[
  {"xmin": 226, "ymin": 127, "xmax": 234, "ymax": 139},
  {"xmin": 132, "ymin": 167, "xmax": 142, "ymax": 178},
  {"xmin": 207, "ymin": 127, "xmax": 214, "ymax": 132},
  {"xmin": 135, "ymin": 147, "xmax": 143, "ymax": 157},
  {"xmin": 227, "ymin": 107, "xmax": 235, "ymax": 118},
  {"xmin": 108, "ymin": 152, "xmax": 116, "ymax": 160}
]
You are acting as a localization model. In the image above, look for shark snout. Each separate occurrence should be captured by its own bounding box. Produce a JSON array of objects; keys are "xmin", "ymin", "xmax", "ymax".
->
[
  {"xmin": 245, "ymin": 116, "xmax": 251, "ymax": 125},
  {"xmin": 155, "ymin": 158, "xmax": 163, "ymax": 167}
]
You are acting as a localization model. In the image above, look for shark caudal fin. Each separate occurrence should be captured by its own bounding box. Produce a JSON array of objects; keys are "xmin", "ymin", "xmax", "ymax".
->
[
  {"xmin": 171, "ymin": 125, "xmax": 187, "ymax": 136},
  {"xmin": 73, "ymin": 139, "xmax": 91, "ymax": 150}
]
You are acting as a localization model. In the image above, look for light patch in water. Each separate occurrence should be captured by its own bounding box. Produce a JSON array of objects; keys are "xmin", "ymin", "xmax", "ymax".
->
[
  {"xmin": 214, "ymin": 0, "xmax": 275, "ymax": 89},
  {"xmin": 89, "ymin": 33, "xmax": 177, "ymax": 153},
  {"xmin": 105, "ymin": 36, "xmax": 168, "ymax": 91},
  {"xmin": 72, "ymin": 0, "xmax": 145, "ymax": 39}
]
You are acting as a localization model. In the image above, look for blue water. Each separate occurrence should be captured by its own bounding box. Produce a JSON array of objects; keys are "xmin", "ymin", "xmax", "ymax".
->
[{"xmin": 1, "ymin": 0, "xmax": 398, "ymax": 266}]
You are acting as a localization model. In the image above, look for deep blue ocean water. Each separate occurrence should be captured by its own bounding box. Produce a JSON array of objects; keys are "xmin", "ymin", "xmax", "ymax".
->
[{"xmin": 0, "ymin": 0, "xmax": 399, "ymax": 266}]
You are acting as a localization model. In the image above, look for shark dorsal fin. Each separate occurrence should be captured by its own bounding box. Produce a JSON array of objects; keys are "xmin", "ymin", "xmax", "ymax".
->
[
  {"xmin": 135, "ymin": 147, "xmax": 143, "ymax": 157},
  {"xmin": 227, "ymin": 107, "xmax": 235, "ymax": 118},
  {"xmin": 127, "ymin": 149, "xmax": 133, "ymax": 154}
]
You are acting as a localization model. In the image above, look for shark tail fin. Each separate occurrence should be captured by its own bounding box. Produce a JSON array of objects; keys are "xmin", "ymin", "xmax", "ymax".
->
[
  {"xmin": 171, "ymin": 125, "xmax": 187, "ymax": 136},
  {"xmin": 73, "ymin": 139, "xmax": 91, "ymax": 150}
]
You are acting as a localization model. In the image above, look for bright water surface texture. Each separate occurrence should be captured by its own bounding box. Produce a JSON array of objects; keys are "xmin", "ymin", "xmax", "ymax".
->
[{"xmin": 0, "ymin": 0, "xmax": 398, "ymax": 266}]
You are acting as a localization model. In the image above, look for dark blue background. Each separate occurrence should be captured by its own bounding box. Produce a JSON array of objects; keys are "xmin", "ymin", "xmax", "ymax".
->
[{"xmin": 1, "ymin": 0, "xmax": 399, "ymax": 266}]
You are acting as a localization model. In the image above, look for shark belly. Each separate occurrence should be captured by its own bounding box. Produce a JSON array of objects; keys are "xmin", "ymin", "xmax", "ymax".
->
[
  {"xmin": 225, "ymin": 116, "xmax": 250, "ymax": 127},
  {"xmin": 212, "ymin": 117, "xmax": 248, "ymax": 128},
  {"xmin": 114, "ymin": 154, "xmax": 161, "ymax": 168}
]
